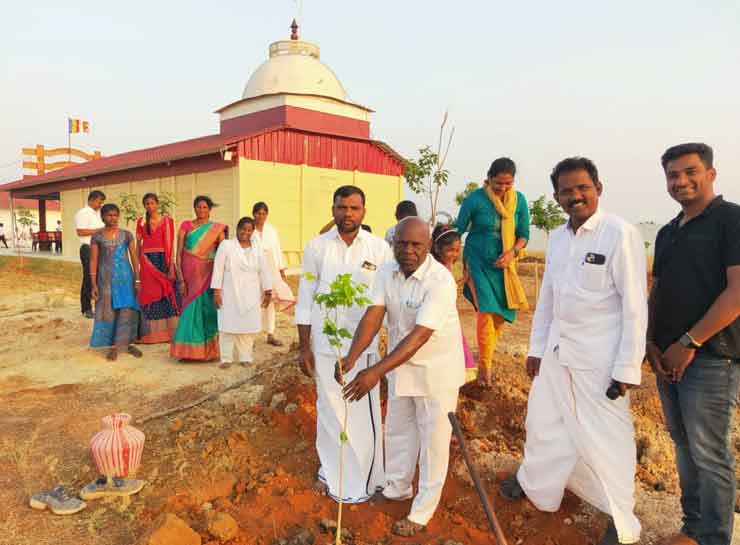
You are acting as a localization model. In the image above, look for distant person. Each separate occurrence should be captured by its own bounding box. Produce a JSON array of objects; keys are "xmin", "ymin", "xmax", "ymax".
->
[
  {"xmin": 212, "ymin": 217, "xmax": 272, "ymax": 369},
  {"xmin": 455, "ymin": 158, "xmax": 530, "ymax": 386},
  {"xmin": 500, "ymin": 157, "xmax": 646, "ymax": 545},
  {"xmin": 0, "ymin": 223, "xmax": 8, "ymax": 248},
  {"xmin": 647, "ymin": 143, "xmax": 740, "ymax": 545},
  {"xmin": 75, "ymin": 190, "xmax": 106, "ymax": 318},
  {"xmin": 55, "ymin": 220, "xmax": 62, "ymax": 253},
  {"xmin": 295, "ymin": 185, "xmax": 393, "ymax": 503},
  {"xmin": 384, "ymin": 200, "xmax": 418, "ymax": 245},
  {"xmin": 431, "ymin": 224, "xmax": 476, "ymax": 382},
  {"xmin": 251, "ymin": 202, "xmax": 292, "ymax": 347},
  {"xmin": 341, "ymin": 217, "xmax": 465, "ymax": 536},
  {"xmin": 89, "ymin": 204, "xmax": 142, "ymax": 361},
  {"xmin": 170, "ymin": 196, "xmax": 227, "ymax": 362},
  {"xmin": 136, "ymin": 193, "xmax": 180, "ymax": 344}
]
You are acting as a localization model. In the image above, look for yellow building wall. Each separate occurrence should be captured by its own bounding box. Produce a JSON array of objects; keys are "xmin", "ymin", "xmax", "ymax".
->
[
  {"xmin": 58, "ymin": 166, "xmax": 238, "ymax": 259},
  {"xmin": 238, "ymin": 159, "xmax": 402, "ymax": 265}
]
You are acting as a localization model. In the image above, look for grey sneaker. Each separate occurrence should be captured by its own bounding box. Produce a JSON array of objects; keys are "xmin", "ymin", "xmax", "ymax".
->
[
  {"xmin": 80, "ymin": 476, "xmax": 146, "ymax": 500},
  {"xmin": 30, "ymin": 486, "xmax": 86, "ymax": 515}
]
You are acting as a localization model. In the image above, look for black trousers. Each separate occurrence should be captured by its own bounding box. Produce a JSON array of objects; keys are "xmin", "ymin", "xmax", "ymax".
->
[{"xmin": 80, "ymin": 244, "xmax": 92, "ymax": 313}]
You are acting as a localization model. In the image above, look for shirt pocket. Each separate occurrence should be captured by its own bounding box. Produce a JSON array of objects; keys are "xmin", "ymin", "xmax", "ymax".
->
[
  {"xmin": 579, "ymin": 262, "xmax": 607, "ymax": 291},
  {"xmin": 401, "ymin": 297, "xmax": 421, "ymax": 333}
]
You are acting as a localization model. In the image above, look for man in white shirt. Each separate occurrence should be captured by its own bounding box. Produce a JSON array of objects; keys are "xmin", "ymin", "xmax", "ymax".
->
[
  {"xmin": 499, "ymin": 158, "xmax": 647, "ymax": 545},
  {"xmin": 295, "ymin": 185, "xmax": 393, "ymax": 504},
  {"xmin": 341, "ymin": 217, "xmax": 465, "ymax": 537},
  {"xmin": 74, "ymin": 190, "xmax": 106, "ymax": 318},
  {"xmin": 55, "ymin": 220, "xmax": 63, "ymax": 253}
]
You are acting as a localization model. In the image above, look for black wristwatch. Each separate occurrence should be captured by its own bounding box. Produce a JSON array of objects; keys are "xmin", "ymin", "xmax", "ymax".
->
[{"xmin": 678, "ymin": 333, "xmax": 702, "ymax": 349}]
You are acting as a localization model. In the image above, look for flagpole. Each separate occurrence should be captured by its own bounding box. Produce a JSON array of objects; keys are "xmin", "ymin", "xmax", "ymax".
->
[{"xmin": 67, "ymin": 118, "xmax": 71, "ymax": 162}]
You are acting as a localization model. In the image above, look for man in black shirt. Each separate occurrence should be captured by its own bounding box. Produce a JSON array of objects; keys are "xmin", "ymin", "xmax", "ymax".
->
[{"xmin": 647, "ymin": 143, "xmax": 740, "ymax": 545}]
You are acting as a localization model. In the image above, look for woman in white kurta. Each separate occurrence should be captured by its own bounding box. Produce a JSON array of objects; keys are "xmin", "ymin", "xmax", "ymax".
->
[
  {"xmin": 252, "ymin": 201, "xmax": 294, "ymax": 346},
  {"xmin": 212, "ymin": 217, "xmax": 272, "ymax": 368}
]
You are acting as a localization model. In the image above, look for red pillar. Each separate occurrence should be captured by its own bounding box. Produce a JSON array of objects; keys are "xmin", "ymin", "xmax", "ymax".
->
[{"xmin": 38, "ymin": 199, "xmax": 47, "ymax": 232}]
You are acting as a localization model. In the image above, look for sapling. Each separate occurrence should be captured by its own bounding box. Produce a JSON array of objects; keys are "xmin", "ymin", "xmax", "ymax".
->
[{"xmin": 305, "ymin": 272, "xmax": 372, "ymax": 545}]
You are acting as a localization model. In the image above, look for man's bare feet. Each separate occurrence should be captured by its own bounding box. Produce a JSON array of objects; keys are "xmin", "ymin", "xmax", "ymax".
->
[
  {"xmin": 392, "ymin": 518, "xmax": 424, "ymax": 537},
  {"xmin": 127, "ymin": 345, "xmax": 143, "ymax": 358},
  {"xmin": 105, "ymin": 348, "xmax": 118, "ymax": 361}
]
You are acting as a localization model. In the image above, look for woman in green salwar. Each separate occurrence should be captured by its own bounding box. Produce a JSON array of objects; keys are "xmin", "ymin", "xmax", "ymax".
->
[{"xmin": 456, "ymin": 158, "xmax": 530, "ymax": 385}]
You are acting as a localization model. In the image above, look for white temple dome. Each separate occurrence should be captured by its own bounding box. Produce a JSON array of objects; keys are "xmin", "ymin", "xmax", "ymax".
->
[{"xmin": 242, "ymin": 35, "xmax": 347, "ymax": 101}]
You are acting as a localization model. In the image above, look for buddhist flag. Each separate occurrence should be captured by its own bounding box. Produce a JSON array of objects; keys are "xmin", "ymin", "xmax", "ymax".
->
[{"xmin": 68, "ymin": 118, "xmax": 90, "ymax": 134}]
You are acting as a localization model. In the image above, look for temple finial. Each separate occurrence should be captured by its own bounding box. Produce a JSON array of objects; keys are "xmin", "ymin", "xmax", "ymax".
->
[{"xmin": 290, "ymin": 19, "xmax": 299, "ymax": 40}]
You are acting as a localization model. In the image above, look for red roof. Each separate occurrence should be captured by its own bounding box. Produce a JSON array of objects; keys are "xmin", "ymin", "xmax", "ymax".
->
[
  {"xmin": 1, "ymin": 127, "xmax": 405, "ymax": 194},
  {"xmin": 0, "ymin": 192, "xmax": 60, "ymax": 210},
  {"xmin": 0, "ymin": 132, "xmax": 241, "ymax": 192}
]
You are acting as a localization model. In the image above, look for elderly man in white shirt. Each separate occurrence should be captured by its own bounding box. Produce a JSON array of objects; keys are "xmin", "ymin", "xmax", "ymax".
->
[
  {"xmin": 295, "ymin": 185, "xmax": 393, "ymax": 504},
  {"xmin": 500, "ymin": 158, "xmax": 647, "ymax": 545},
  {"xmin": 74, "ymin": 190, "xmax": 106, "ymax": 318},
  {"xmin": 341, "ymin": 217, "xmax": 465, "ymax": 537}
]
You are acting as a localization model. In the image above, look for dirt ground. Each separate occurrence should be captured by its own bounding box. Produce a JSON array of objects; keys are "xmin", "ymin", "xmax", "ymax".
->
[{"xmin": 0, "ymin": 256, "xmax": 737, "ymax": 545}]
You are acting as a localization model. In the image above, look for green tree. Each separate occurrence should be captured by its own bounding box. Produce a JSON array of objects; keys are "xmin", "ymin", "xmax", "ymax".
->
[
  {"xmin": 455, "ymin": 181, "xmax": 479, "ymax": 206},
  {"xmin": 118, "ymin": 192, "xmax": 177, "ymax": 227},
  {"xmin": 14, "ymin": 207, "xmax": 37, "ymax": 232},
  {"xmin": 403, "ymin": 112, "xmax": 455, "ymax": 224},
  {"xmin": 305, "ymin": 272, "xmax": 372, "ymax": 545},
  {"xmin": 529, "ymin": 195, "xmax": 567, "ymax": 240}
]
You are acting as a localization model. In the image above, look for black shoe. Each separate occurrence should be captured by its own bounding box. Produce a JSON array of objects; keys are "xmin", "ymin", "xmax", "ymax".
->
[
  {"xmin": 499, "ymin": 475, "xmax": 526, "ymax": 501},
  {"xmin": 83, "ymin": 310, "xmax": 94, "ymax": 319},
  {"xmin": 597, "ymin": 522, "xmax": 619, "ymax": 545}
]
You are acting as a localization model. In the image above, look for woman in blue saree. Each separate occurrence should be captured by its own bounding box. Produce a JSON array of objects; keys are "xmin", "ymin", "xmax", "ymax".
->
[{"xmin": 90, "ymin": 203, "xmax": 143, "ymax": 361}]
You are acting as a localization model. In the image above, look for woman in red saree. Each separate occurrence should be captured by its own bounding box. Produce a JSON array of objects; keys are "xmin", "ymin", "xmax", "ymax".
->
[
  {"xmin": 170, "ymin": 195, "xmax": 227, "ymax": 361},
  {"xmin": 136, "ymin": 193, "xmax": 180, "ymax": 343}
]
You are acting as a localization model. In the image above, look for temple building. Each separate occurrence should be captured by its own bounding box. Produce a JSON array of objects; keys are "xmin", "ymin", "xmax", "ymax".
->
[{"xmin": 1, "ymin": 21, "xmax": 404, "ymax": 263}]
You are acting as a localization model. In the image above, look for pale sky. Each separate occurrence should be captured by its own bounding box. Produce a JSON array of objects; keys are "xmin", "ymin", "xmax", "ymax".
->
[{"xmin": 1, "ymin": 0, "xmax": 738, "ymax": 229}]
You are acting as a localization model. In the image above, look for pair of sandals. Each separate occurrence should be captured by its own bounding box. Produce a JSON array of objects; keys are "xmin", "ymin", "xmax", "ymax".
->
[{"xmin": 105, "ymin": 344, "xmax": 143, "ymax": 361}]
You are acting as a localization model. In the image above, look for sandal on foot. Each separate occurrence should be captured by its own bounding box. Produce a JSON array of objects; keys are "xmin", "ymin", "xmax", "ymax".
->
[
  {"xmin": 267, "ymin": 336, "xmax": 284, "ymax": 347},
  {"xmin": 219, "ymin": 361, "xmax": 233, "ymax": 369},
  {"xmin": 500, "ymin": 475, "xmax": 526, "ymax": 501},
  {"xmin": 30, "ymin": 486, "xmax": 87, "ymax": 515},
  {"xmin": 392, "ymin": 518, "xmax": 425, "ymax": 537},
  {"xmin": 105, "ymin": 349, "xmax": 118, "ymax": 361},
  {"xmin": 127, "ymin": 345, "xmax": 143, "ymax": 358}
]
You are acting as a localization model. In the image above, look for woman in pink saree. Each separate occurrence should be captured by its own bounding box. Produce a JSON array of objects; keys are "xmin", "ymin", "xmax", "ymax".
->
[{"xmin": 170, "ymin": 196, "xmax": 227, "ymax": 361}]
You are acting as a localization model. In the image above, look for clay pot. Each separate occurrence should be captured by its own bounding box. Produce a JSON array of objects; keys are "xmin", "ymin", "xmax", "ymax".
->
[{"xmin": 90, "ymin": 413, "xmax": 145, "ymax": 478}]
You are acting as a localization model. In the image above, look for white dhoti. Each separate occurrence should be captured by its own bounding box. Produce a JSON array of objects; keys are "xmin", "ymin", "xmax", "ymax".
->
[
  {"xmin": 315, "ymin": 352, "xmax": 385, "ymax": 503},
  {"xmin": 517, "ymin": 351, "xmax": 641, "ymax": 544},
  {"xmin": 261, "ymin": 302, "xmax": 276, "ymax": 335},
  {"xmin": 383, "ymin": 388, "xmax": 459, "ymax": 526}
]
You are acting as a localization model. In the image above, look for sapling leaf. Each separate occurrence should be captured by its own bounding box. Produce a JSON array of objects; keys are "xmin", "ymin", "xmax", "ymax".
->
[{"xmin": 339, "ymin": 431, "xmax": 348, "ymax": 443}]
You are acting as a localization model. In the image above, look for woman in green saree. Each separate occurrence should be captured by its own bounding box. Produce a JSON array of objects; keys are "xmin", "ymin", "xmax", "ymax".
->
[{"xmin": 170, "ymin": 196, "xmax": 227, "ymax": 361}]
